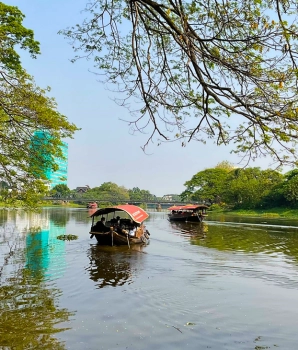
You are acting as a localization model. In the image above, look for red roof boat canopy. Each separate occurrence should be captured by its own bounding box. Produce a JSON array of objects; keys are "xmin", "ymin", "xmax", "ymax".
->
[
  {"xmin": 167, "ymin": 205, "xmax": 185, "ymax": 211},
  {"xmin": 90, "ymin": 204, "xmax": 149, "ymax": 224}
]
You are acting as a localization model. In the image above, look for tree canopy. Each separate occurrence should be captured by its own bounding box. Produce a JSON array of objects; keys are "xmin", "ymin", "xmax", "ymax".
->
[
  {"xmin": 63, "ymin": 0, "xmax": 298, "ymax": 166},
  {"xmin": 73, "ymin": 183, "xmax": 157, "ymax": 202},
  {"xmin": 128, "ymin": 187, "xmax": 156, "ymax": 201},
  {"xmin": 224, "ymin": 167, "xmax": 284, "ymax": 208},
  {"xmin": 0, "ymin": 2, "xmax": 78, "ymax": 209},
  {"xmin": 0, "ymin": 2, "xmax": 40, "ymax": 72},
  {"xmin": 181, "ymin": 167, "xmax": 230, "ymax": 203},
  {"xmin": 50, "ymin": 184, "xmax": 71, "ymax": 198},
  {"xmin": 181, "ymin": 163, "xmax": 290, "ymax": 209},
  {"xmin": 82, "ymin": 182, "xmax": 131, "ymax": 201}
]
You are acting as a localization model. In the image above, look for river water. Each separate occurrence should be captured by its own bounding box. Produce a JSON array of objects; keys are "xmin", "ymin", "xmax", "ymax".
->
[{"xmin": 1, "ymin": 208, "xmax": 298, "ymax": 349}]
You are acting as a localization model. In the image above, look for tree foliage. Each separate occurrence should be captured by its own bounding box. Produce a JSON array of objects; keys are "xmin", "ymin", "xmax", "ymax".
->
[
  {"xmin": 50, "ymin": 184, "xmax": 71, "ymax": 197},
  {"xmin": 182, "ymin": 164, "xmax": 288, "ymax": 209},
  {"xmin": 181, "ymin": 167, "xmax": 229, "ymax": 203},
  {"xmin": 63, "ymin": 0, "xmax": 298, "ymax": 166},
  {"xmin": 128, "ymin": 187, "xmax": 155, "ymax": 201},
  {"xmin": 0, "ymin": 2, "xmax": 40, "ymax": 72},
  {"xmin": 74, "ymin": 183, "xmax": 157, "ymax": 203},
  {"xmin": 82, "ymin": 182, "xmax": 130, "ymax": 201},
  {"xmin": 224, "ymin": 167, "xmax": 284, "ymax": 208},
  {"xmin": 215, "ymin": 161, "xmax": 235, "ymax": 171},
  {"xmin": 0, "ymin": 3, "xmax": 78, "ymax": 209},
  {"xmin": 281, "ymin": 169, "xmax": 298, "ymax": 204}
]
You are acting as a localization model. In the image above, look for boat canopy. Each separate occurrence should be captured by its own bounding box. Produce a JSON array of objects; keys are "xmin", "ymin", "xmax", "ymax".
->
[
  {"xmin": 89, "ymin": 204, "xmax": 149, "ymax": 224},
  {"xmin": 168, "ymin": 204, "xmax": 208, "ymax": 211}
]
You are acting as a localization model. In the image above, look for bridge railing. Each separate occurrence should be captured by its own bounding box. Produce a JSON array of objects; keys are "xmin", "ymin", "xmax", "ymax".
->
[{"xmin": 42, "ymin": 196, "xmax": 205, "ymax": 207}]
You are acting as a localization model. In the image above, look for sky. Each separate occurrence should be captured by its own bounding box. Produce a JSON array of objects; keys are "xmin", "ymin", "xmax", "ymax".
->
[{"xmin": 6, "ymin": 0, "xmax": 279, "ymax": 196}]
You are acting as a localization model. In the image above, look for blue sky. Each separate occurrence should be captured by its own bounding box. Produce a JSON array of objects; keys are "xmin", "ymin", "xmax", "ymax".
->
[{"xmin": 6, "ymin": 0, "xmax": 277, "ymax": 196}]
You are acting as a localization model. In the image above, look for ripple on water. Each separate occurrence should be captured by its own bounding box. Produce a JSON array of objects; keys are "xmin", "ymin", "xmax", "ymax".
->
[{"xmin": 3, "ymin": 210, "xmax": 298, "ymax": 350}]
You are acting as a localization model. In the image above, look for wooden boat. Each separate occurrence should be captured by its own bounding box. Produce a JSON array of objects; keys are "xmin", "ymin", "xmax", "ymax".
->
[
  {"xmin": 89, "ymin": 204, "xmax": 150, "ymax": 247},
  {"xmin": 167, "ymin": 204, "xmax": 208, "ymax": 222},
  {"xmin": 87, "ymin": 202, "xmax": 98, "ymax": 209}
]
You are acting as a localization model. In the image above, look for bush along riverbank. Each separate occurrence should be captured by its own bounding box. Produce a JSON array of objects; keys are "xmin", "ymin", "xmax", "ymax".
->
[{"xmin": 210, "ymin": 207, "xmax": 298, "ymax": 219}]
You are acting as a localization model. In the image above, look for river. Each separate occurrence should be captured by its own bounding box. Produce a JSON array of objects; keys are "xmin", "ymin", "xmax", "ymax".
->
[{"xmin": 1, "ymin": 208, "xmax": 298, "ymax": 349}]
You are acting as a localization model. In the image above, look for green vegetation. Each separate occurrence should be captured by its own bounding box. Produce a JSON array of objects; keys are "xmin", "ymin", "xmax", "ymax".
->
[
  {"xmin": 83, "ymin": 182, "xmax": 130, "ymax": 202},
  {"xmin": 182, "ymin": 161, "xmax": 298, "ymax": 215},
  {"xmin": 69, "ymin": 182, "xmax": 157, "ymax": 203},
  {"xmin": 50, "ymin": 184, "xmax": 71, "ymax": 198},
  {"xmin": 0, "ymin": 3, "xmax": 78, "ymax": 210},
  {"xmin": 63, "ymin": 1, "xmax": 298, "ymax": 167},
  {"xmin": 21, "ymin": 182, "xmax": 158, "ymax": 208},
  {"xmin": 128, "ymin": 187, "xmax": 156, "ymax": 202},
  {"xmin": 222, "ymin": 208, "xmax": 298, "ymax": 219},
  {"xmin": 57, "ymin": 234, "xmax": 78, "ymax": 241}
]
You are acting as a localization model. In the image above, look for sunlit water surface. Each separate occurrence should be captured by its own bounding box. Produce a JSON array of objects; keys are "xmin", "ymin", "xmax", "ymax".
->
[{"xmin": 1, "ymin": 209, "xmax": 298, "ymax": 349}]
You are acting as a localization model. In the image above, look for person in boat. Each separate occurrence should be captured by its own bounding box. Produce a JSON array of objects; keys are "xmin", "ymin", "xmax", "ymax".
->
[
  {"xmin": 128, "ymin": 220, "xmax": 137, "ymax": 236},
  {"xmin": 93, "ymin": 217, "xmax": 110, "ymax": 233},
  {"xmin": 111, "ymin": 216, "xmax": 121, "ymax": 226},
  {"xmin": 113, "ymin": 216, "xmax": 125, "ymax": 235}
]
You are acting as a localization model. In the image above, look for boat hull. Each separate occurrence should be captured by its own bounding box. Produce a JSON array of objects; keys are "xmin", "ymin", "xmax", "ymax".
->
[
  {"xmin": 168, "ymin": 214, "xmax": 205, "ymax": 222},
  {"xmin": 90, "ymin": 230, "xmax": 149, "ymax": 246}
]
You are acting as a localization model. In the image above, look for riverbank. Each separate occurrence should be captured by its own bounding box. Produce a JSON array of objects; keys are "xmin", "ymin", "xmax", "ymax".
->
[
  {"xmin": 0, "ymin": 201, "xmax": 85, "ymax": 209},
  {"xmin": 216, "ymin": 208, "xmax": 298, "ymax": 219},
  {"xmin": 40, "ymin": 201, "xmax": 85, "ymax": 208}
]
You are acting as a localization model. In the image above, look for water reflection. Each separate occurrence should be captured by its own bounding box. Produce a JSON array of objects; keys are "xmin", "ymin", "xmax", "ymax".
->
[
  {"xmin": 70, "ymin": 208, "xmax": 93, "ymax": 224},
  {"xmin": 0, "ymin": 271, "xmax": 73, "ymax": 349},
  {"xmin": 86, "ymin": 245, "xmax": 145, "ymax": 288},
  {"xmin": 3, "ymin": 209, "xmax": 298, "ymax": 349},
  {"xmin": 50, "ymin": 208, "xmax": 71, "ymax": 227},
  {"xmin": 0, "ymin": 219, "xmax": 74, "ymax": 350},
  {"xmin": 26, "ymin": 221, "xmax": 66, "ymax": 280},
  {"xmin": 172, "ymin": 218, "xmax": 298, "ymax": 263},
  {"xmin": 170, "ymin": 221, "xmax": 208, "ymax": 237}
]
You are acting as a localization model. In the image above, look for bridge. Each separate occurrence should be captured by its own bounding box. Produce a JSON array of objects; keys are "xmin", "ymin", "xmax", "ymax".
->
[{"xmin": 43, "ymin": 197, "xmax": 203, "ymax": 208}]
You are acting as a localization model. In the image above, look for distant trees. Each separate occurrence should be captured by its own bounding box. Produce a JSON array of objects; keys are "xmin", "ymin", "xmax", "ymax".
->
[
  {"xmin": 128, "ymin": 187, "xmax": 155, "ymax": 201},
  {"xmin": 80, "ymin": 182, "xmax": 130, "ymax": 202},
  {"xmin": 182, "ymin": 164, "xmax": 298, "ymax": 209},
  {"xmin": 73, "ymin": 183, "xmax": 156, "ymax": 202},
  {"xmin": 50, "ymin": 184, "xmax": 71, "ymax": 198}
]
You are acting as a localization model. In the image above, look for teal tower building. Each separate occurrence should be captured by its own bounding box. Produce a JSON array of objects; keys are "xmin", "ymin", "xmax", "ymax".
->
[
  {"xmin": 46, "ymin": 141, "xmax": 68, "ymax": 189},
  {"xmin": 32, "ymin": 131, "xmax": 68, "ymax": 189}
]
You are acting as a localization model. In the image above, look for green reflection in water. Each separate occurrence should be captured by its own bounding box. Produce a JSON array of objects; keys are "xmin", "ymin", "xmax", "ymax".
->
[
  {"xmin": 0, "ymin": 251, "xmax": 74, "ymax": 349},
  {"xmin": 172, "ymin": 220, "xmax": 298, "ymax": 262},
  {"xmin": 49, "ymin": 208, "xmax": 71, "ymax": 227},
  {"xmin": 49, "ymin": 207, "xmax": 92, "ymax": 225},
  {"xmin": 0, "ymin": 213, "xmax": 74, "ymax": 349}
]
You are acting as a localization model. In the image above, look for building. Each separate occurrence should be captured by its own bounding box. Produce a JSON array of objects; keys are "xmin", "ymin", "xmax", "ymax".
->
[
  {"xmin": 75, "ymin": 185, "xmax": 90, "ymax": 193},
  {"xmin": 31, "ymin": 131, "xmax": 68, "ymax": 189},
  {"xmin": 46, "ymin": 141, "xmax": 68, "ymax": 189},
  {"xmin": 162, "ymin": 194, "xmax": 181, "ymax": 201}
]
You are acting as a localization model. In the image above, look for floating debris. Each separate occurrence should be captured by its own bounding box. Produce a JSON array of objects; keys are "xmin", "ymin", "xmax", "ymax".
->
[{"xmin": 57, "ymin": 234, "xmax": 78, "ymax": 241}]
